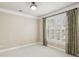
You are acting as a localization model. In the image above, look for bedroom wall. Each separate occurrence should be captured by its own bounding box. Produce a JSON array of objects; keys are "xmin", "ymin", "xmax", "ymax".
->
[
  {"xmin": 0, "ymin": 11, "xmax": 38, "ymax": 49},
  {"xmin": 37, "ymin": 19, "xmax": 43, "ymax": 42}
]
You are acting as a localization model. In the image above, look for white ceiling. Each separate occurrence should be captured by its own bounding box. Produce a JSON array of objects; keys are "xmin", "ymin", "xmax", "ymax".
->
[{"xmin": 0, "ymin": 2, "xmax": 77, "ymax": 16}]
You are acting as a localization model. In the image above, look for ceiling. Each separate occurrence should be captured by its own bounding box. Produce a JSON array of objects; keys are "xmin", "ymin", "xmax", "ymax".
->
[{"xmin": 0, "ymin": 2, "xmax": 77, "ymax": 17}]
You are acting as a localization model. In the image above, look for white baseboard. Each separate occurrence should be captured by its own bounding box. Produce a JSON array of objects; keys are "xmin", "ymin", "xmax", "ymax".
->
[
  {"xmin": 47, "ymin": 44, "xmax": 65, "ymax": 52},
  {"xmin": 36, "ymin": 42, "xmax": 65, "ymax": 52},
  {"xmin": 0, "ymin": 42, "xmax": 66, "ymax": 53},
  {"xmin": 0, "ymin": 42, "xmax": 39, "ymax": 53}
]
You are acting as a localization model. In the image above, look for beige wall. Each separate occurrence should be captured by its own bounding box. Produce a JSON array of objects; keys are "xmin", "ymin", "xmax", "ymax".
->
[
  {"xmin": 37, "ymin": 19, "xmax": 43, "ymax": 42},
  {"xmin": 0, "ymin": 12, "xmax": 38, "ymax": 49}
]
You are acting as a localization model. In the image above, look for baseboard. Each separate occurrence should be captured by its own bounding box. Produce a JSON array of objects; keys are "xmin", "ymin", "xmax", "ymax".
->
[
  {"xmin": 0, "ymin": 42, "xmax": 65, "ymax": 53},
  {"xmin": 37, "ymin": 42, "xmax": 65, "ymax": 52},
  {"xmin": 47, "ymin": 44, "xmax": 65, "ymax": 52},
  {"xmin": 0, "ymin": 42, "xmax": 39, "ymax": 53}
]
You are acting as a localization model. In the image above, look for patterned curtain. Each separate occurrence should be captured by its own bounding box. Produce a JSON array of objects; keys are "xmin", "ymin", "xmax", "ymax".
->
[
  {"xmin": 43, "ymin": 18, "xmax": 47, "ymax": 46},
  {"xmin": 66, "ymin": 8, "xmax": 78, "ymax": 56}
]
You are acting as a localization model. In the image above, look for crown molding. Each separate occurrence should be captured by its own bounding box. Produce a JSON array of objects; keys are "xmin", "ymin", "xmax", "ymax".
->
[{"xmin": 0, "ymin": 8, "xmax": 38, "ymax": 19}]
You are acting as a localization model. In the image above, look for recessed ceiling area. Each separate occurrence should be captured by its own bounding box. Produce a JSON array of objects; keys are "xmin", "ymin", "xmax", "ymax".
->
[{"xmin": 0, "ymin": 2, "xmax": 77, "ymax": 16}]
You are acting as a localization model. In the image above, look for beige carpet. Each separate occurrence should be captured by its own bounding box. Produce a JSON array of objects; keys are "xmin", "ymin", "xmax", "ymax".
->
[{"xmin": 0, "ymin": 44, "xmax": 73, "ymax": 57}]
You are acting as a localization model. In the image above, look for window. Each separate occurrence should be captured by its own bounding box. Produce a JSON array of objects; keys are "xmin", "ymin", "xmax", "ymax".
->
[{"xmin": 46, "ymin": 13, "xmax": 68, "ymax": 42}]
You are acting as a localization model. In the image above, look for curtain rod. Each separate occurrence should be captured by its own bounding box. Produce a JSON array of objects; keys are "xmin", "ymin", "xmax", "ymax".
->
[{"xmin": 43, "ymin": 8, "xmax": 77, "ymax": 19}]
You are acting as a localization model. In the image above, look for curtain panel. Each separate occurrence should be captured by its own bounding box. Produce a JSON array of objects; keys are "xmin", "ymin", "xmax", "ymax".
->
[
  {"xmin": 43, "ymin": 18, "xmax": 47, "ymax": 46},
  {"xmin": 66, "ymin": 8, "xmax": 78, "ymax": 56}
]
